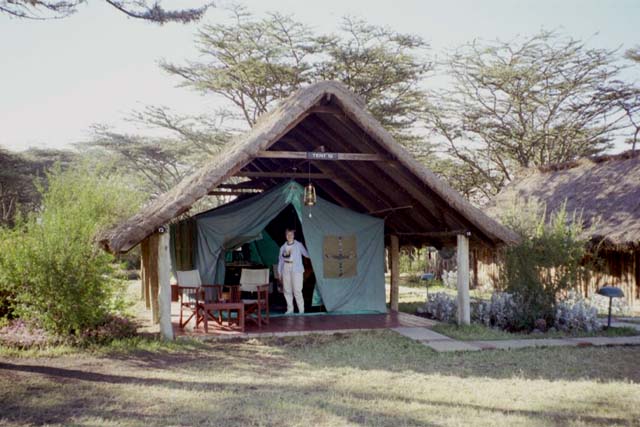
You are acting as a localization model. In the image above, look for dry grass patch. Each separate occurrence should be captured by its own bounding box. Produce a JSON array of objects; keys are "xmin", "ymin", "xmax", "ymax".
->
[{"xmin": 1, "ymin": 330, "xmax": 640, "ymax": 426}]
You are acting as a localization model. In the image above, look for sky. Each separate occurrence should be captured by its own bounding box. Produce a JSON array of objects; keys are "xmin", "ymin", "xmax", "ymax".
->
[{"xmin": 1, "ymin": 0, "xmax": 639, "ymax": 152}]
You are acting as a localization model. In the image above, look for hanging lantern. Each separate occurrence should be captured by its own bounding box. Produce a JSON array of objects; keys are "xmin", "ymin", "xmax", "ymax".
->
[
  {"xmin": 304, "ymin": 182, "xmax": 316, "ymax": 206},
  {"xmin": 304, "ymin": 160, "xmax": 316, "ymax": 207}
]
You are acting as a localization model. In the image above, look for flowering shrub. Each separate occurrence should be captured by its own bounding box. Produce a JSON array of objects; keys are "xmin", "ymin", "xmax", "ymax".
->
[
  {"xmin": 80, "ymin": 315, "xmax": 138, "ymax": 345},
  {"xmin": 588, "ymin": 293, "xmax": 630, "ymax": 316},
  {"xmin": 0, "ymin": 319, "xmax": 54, "ymax": 349},
  {"xmin": 472, "ymin": 292, "xmax": 518, "ymax": 330},
  {"xmin": 419, "ymin": 292, "xmax": 457, "ymax": 322},
  {"xmin": 554, "ymin": 292, "xmax": 601, "ymax": 333},
  {"xmin": 421, "ymin": 289, "xmax": 606, "ymax": 335}
]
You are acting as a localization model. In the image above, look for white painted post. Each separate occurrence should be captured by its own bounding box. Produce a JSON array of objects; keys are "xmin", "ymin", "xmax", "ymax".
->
[
  {"xmin": 456, "ymin": 233, "xmax": 470, "ymax": 325},
  {"xmin": 390, "ymin": 235, "xmax": 400, "ymax": 311},
  {"xmin": 157, "ymin": 230, "xmax": 174, "ymax": 340}
]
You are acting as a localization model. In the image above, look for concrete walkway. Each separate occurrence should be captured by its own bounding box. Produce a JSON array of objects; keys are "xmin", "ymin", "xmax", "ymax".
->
[
  {"xmin": 391, "ymin": 327, "xmax": 482, "ymax": 352},
  {"xmin": 393, "ymin": 319, "xmax": 640, "ymax": 353}
]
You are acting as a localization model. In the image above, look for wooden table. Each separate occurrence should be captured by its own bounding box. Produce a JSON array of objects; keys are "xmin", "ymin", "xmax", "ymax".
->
[{"xmin": 200, "ymin": 301, "xmax": 245, "ymax": 333}]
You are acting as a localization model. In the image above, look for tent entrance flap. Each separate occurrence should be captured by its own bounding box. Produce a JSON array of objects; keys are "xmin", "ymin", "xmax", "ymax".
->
[{"xmin": 189, "ymin": 181, "xmax": 386, "ymax": 313}]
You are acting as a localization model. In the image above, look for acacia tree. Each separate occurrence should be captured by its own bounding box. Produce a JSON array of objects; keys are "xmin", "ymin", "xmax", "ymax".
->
[
  {"xmin": 0, "ymin": 0, "xmax": 211, "ymax": 23},
  {"xmin": 424, "ymin": 32, "xmax": 633, "ymax": 201},
  {"xmin": 85, "ymin": 108, "xmax": 231, "ymax": 195},
  {"xmin": 620, "ymin": 46, "xmax": 640, "ymax": 152},
  {"xmin": 161, "ymin": 7, "xmax": 432, "ymax": 144},
  {"xmin": 0, "ymin": 147, "xmax": 77, "ymax": 226},
  {"xmin": 626, "ymin": 45, "xmax": 640, "ymax": 63}
]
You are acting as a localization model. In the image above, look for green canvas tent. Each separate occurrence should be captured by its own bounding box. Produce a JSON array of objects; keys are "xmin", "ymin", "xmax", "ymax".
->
[
  {"xmin": 184, "ymin": 181, "xmax": 385, "ymax": 313},
  {"xmin": 100, "ymin": 82, "xmax": 519, "ymax": 338}
]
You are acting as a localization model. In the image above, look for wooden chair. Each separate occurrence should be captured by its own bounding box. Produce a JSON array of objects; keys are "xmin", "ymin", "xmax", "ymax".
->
[
  {"xmin": 240, "ymin": 268, "xmax": 270, "ymax": 327},
  {"xmin": 176, "ymin": 270, "xmax": 214, "ymax": 329},
  {"xmin": 177, "ymin": 286, "xmax": 200, "ymax": 329},
  {"xmin": 243, "ymin": 284, "xmax": 270, "ymax": 328},
  {"xmin": 240, "ymin": 268, "xmax": 272, "ymax": 294}
]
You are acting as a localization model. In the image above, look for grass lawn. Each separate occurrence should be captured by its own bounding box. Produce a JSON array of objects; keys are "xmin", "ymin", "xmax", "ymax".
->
[
  {"xmin": 432, "ymin": 323, "xmax": 640, "ymax": 341},
  {"xmin": 2, "ymin": 331, "xmax": 640, "ymax": 427}
]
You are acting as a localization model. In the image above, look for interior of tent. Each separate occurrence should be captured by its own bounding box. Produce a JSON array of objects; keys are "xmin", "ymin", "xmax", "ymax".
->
[{"xmin": 170, "ymin": 181, "xmax": 386, "ymax": 315}]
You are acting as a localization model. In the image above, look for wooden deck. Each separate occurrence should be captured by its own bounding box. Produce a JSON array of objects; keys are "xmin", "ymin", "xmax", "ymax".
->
[{"xmin": 171, "ymin": 304, "xmax": 436, "ymax": 339}]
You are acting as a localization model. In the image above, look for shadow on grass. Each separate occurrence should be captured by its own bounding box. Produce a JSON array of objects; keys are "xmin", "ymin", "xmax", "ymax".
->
[
  {"xmin": 2, "ymin": 330, "xmax": 640, "ymax": 427},
  {"xmin": 4, "ymin": 330, "xmax": 640, "ymax": 385},
  {"xmin": 257, "ymin": 330, "xmax": 640, "ymax": 383},
  {"xmin": 0, "ymin": 359, "xmax": 631, "ymax": 427}
]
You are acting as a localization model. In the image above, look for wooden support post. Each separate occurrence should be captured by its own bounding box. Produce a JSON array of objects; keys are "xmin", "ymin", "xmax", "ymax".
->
[
  {"xmin": 140, "ymin": 258, "xmax": 146, "ymax": 300},
  {"xmin": 390, "ymin": 235, "xmax": 400, "ymax": 312},
  {"xmin": 157, "ymin": 230, "xmax": 174, "ymax": 340},
  {"xmin": 140, "ymin": 238, "xmax": 152, "ymax": 309},
  {"xmin": 456, "ymin": 233, "xmax": 471, "ymax": 325},
  {"xmin": 472, "ymin": 249, "xmax": 479, "ymax": 289},
  {"xmin": 148, "ymin": 234, "xmax": 159, "ymax": 322}
]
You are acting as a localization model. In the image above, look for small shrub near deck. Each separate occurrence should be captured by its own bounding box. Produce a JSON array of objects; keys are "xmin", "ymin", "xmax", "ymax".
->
[
  {"xmin": 0, "ymin": 165, "xmax": 141, "ymax": 337},
  {"xmin": 421, "ymin": 290, "xmax": 604, "ymax": 333},
  {"xmin": 80, "ymin": 315, "xmax": 139, "ymax": 345},
  {"xmin": 473, "ymin": 292, "xmax": 518, "ymax": 330},
  {"xmin": 418, "ymin": 292, "xmax": 457, "ymax": 322}
]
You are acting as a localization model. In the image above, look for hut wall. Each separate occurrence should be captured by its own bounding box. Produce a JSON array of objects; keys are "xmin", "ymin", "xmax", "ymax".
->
[
  {"xmin": 584, "ymin": 249, "xmax": 638, "ymax": 307},
  {"xmin": 476, "ymin": 248, "xmax": 639, "ymax": 307},
  {"xmin": 474, "ymin": 248, "xmax": 502, "ymax": 289}
]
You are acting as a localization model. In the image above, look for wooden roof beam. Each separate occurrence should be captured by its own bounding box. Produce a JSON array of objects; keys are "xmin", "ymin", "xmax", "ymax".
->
[
  {"xmin": 282, "ymin": 132, "xmax": 393, "ymax": 212},
  {"xmin": 294, "ymin": 119, "xmax": 439, "ymax": 231},
  {"xmin": 310, "ymin": 114, "xmax": 455, "ymax": 228},
  {"xmin": 274, "ymin": 140, "xmax": 375, "ymax": 212},
  {"xmin": 208, "ymin": 190, "xmax": 263, "ymax": 196},
  {"xmin": 315, "ymin": 113, "xmax": 497, "ymax": 245},
  {"xmin": 257, "ymin": 150, "xmax": 389, "ymax": 161},
  {"xmin": 279, "ymin": 136, "xmax": 415, "ymax": 233},
  {"xmin": 277, "ymin": 139, "xmax": 385, "ymax": 215},
  {"xmin": 235, "ymin": 171, "xmax": 333, "ymax": 179}
]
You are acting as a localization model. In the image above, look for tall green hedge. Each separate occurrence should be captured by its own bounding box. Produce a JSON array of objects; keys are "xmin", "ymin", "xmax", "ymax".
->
[
  {"xmin": 0, "ymin": 165, "xmax": 141, "ymax": 335},
  {"xmin": 498, "ymin": 198, "xmax": 593, "ymax": 330}
]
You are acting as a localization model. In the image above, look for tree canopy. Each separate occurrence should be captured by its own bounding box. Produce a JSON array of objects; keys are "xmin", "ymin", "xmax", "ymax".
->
[
  {"xmin": 0, "ymin": 148, "xmax": 77, "ymax": 226},
  {"xmin": 0, "ymin": 0, "xmax": 211, "ymax": 23},
  {"xmin": 161, "ymin": 7, "xmax": 432, "ymax": 144},
  {"xmin": 85, "ymin": 108, "xmax": 231, "ymax": 196},
  {"xmin": 424, "ymin": 31, "xmax": 638, "ymax": 201}
]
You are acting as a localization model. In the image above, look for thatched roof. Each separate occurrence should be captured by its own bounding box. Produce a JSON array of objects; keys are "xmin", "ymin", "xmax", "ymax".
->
[
  {"xmin": 100, "ymin": 81, "xmax": 518, "ymax": 253},
  {"xmin": 489, "ymin": 151, "xmax": 640, "ymax": 249}
]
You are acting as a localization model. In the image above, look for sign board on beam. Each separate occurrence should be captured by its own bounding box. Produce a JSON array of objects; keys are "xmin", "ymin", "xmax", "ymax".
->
[{"xmin": 307, "ymin": 152, "xmax": 339, "ymax": 160}]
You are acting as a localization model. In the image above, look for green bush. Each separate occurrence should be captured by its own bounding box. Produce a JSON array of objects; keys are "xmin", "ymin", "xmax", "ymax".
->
[
  {"xmin": 399, "ymin": 247, "xmax": 431, "ymax": 274},
  {"xmin": 0, "ymin": 165, "xmax": 141, "ymax": 335},
  {"xmin": 498, "ymin": 198, "xmax": 592, "ymax": 331}
]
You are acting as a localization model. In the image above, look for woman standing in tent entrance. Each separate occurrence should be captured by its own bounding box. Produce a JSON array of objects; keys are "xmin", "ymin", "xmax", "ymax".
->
[{"xmin": 278, "ymin": 229, "xmax": 310, "ymax": 314}]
